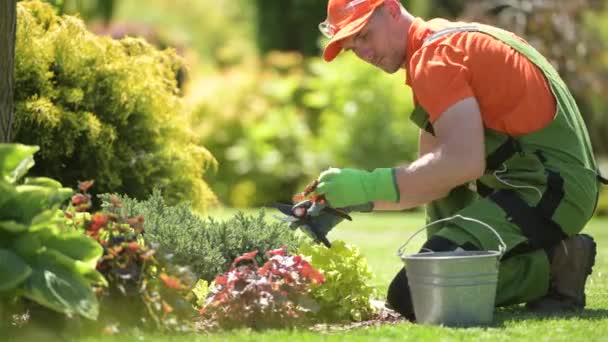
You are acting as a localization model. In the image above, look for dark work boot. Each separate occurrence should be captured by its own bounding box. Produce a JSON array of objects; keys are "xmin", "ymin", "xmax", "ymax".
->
[{"xmin": 527, "ymin": 234, "xmax": 597, "ymax": 312}]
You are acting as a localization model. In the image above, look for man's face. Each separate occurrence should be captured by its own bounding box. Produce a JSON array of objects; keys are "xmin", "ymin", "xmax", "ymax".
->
[{"xmin": 341, "ymin": 7, "xmax": 402, "ymax": 73}]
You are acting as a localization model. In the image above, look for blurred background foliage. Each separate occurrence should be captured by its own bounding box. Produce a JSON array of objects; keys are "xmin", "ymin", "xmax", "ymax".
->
[{"xmin": 16, "ymin": 0, "xmax": 608, "ymax": 212}]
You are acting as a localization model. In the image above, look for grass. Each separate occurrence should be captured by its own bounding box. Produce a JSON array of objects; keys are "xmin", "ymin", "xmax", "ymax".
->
[{"xmin": 73, "ymin": 209, "xmax": 608, "ymax": 342}]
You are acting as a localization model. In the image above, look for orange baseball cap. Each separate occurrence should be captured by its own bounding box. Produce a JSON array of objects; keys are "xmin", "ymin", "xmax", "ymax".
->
[{"xmin": 320, "ymin": 0, "xmax": 385, "ymax": 62}]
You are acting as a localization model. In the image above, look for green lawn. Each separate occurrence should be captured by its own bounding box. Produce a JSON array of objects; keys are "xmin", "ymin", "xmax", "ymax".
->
[{"xmin": 75, "ymin": 209, "xmax": 608, "ymax": 342}]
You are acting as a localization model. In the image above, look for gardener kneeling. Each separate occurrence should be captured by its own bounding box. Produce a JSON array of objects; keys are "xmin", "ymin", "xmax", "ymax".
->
[{"xmin": 306, "ymin": 0, "xmax": 607, "ymax": 320}]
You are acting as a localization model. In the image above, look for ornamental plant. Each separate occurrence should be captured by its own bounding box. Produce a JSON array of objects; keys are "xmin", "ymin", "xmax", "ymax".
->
[
  {"xmin": 15, "ymin": 1, "xmax": 217, "ymax": 212},
  {"xmin": 63, "ymin": 183, "xmax": 197, "ymax": 332},
  {"xmin": 297, "ymin": 240, "xmax": 377, "ymax": 323},
  {"xmin": 199, "ymin": 247, "xmax": 325, "ymax": 330},
  {"xmin": 0, "ymin": 144, "xmax": 105, "ymax": 322}
]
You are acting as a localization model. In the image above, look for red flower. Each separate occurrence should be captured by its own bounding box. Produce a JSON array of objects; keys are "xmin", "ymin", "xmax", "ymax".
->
[
  {"xmin": 125, "ymin": 241, "xmax": 140, "ymax": 252},
  {"xmin": 162, "ymin": 301, "xmax": 174, "ymax": 314},
  {"xmin": 71, "ymin": 193, "xmax": 89, "ymax": 205},
  {"xmin": 110, "ymin": 195, "xmax": 122, "ymax": 208},
  {"xmin": 160, "ymin": 273, "xmax": 184, "ymax": 290},
  {"xmin": 266, "ymin": 246, "xmax": 287, "ymax": 257},
  {"xmin": 107, "ymin": 246, "xmax": 123, "ymax": 256},
  {"xmin": 90, "ymin": 213, "xmax": 109, "ymax": 231},
  {"xmin": 299, "ymin": 261, "xmax": 325, "ymax": 284},
  {"xmin": 78, "ymin": 179, "xmax": 95, "ymax": 192},
  {"xmin": 126, "ymin": 216, "xmax": 145, "ymax": 231},
  {"xmin": 214, "ymin": 274, "xmax": 228, "ymax": 286},
  {"xmin": 233, "ymin": 250, "xmax": 259, "ymax": 266}
]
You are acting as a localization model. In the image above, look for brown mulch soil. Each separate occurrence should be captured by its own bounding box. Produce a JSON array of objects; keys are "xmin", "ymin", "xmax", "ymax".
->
[{"xmin": 309, "ymin": 300, "xmax": 409, "ymax": 333}]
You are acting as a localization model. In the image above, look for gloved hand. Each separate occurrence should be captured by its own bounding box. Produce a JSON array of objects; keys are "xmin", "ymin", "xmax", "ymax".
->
[
  {"xmin": 313, "ymin": 167, "xmax": 400, "ymax": 208},
  {"xmin": 289, "ymin": 202, "xmax": 374, "ymax": 247}
]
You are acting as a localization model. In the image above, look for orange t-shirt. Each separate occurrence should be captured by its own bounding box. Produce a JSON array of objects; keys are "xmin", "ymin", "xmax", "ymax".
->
[{"xmin": 404, "ymin": 18, "xmax": 556, "ymax": 136}]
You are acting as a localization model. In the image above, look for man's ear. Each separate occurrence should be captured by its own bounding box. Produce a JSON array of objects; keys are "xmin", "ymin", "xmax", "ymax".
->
[{"xmin": 385, "ymin": 0, "xmax": 401, "ymax": 18}]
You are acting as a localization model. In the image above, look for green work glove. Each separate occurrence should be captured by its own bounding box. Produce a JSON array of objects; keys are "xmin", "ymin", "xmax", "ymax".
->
[{"xmin": 314, "ymin": 167, "xmax": 400, "ymax": 208}]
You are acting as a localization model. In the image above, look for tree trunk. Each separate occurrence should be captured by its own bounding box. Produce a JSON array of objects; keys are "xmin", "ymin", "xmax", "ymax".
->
[{"xmin": 0, "ymin": 0, "xmax": 17, "ymax": 143}]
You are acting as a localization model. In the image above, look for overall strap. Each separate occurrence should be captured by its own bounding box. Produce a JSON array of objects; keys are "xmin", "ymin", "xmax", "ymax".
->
[
  {"xmin": 409, "ymin": 25, "xmax": 483, "ymax": 134},
  {"xmin": 490, "ymin": 170, "xmax": 568, "ymax": 259},
  {"xmin": 599, "ymin": 172, "xmax": 608, "ymax": 185},
  {"xmin": 423, "ymin": 25, "xmax": 481, "ymax": 46}
]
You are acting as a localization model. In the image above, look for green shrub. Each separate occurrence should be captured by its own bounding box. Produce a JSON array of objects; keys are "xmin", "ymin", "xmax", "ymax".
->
[
  {"xmin": 253, "ymin": 0, "xmax": 326, "ymax": 56},
  {"xmin": 193, "ymin": 52, "xmax": 418, "ymax": 207},
  {"xmin": 0, "ymin": 144, "xmax": 105, "ymax": 322},
  {"xmin": 297, "ymin": 240, "xmax": 377, "ymax": 323},
  {"xmin": 192, "ymin": 54, "xmax": 314, "ymax": 207},
  {"xmin": 99, "ymin": 191, "xmax": 301, "ymax": 282},
  {"xmin": 14, "ymin": 1, "xmax": 217, "ymax": 212},
  {"xmin": 113, "ymin": 0, "xmax": 257, "ymax": 68}
]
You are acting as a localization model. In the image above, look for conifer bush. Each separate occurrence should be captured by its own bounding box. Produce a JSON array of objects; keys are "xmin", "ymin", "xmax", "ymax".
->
[
  {"xmin": 14, "ymin": 1, "xmax": 217, "ymax": 212},
  {"xmin": 99, "ymin": 191, "xmax": 301, "ymax": 282}
]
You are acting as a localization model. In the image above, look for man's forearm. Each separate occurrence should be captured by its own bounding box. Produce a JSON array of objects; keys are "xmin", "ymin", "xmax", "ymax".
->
[{"xmin": 373, "ymin": 144, "xmax": 483, "ymax": 211}]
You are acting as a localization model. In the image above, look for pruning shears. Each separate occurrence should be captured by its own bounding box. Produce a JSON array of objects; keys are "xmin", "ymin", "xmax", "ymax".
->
[{"xmin": 272, "ymin": 180, "xmax": 352, "ymax": 247}]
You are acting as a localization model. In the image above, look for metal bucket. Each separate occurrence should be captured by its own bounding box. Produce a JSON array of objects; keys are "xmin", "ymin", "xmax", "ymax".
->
[{"xmin": 397, "ymin": 215, "xmax": 507, "ymax": 326}]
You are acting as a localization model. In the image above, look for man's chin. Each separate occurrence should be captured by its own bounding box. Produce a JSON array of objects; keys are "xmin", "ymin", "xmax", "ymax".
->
[{"xmin": 380, "ymin": 63, "xmax": 401, "ymax": 74}]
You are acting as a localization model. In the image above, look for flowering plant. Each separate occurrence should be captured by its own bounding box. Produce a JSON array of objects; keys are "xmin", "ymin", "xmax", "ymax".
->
[
  {"xmin": 64, "ymin": 182, "xmax": 196, "ymax": 332},
  {"xmin": 199, "ymin": 246, "xmax": 325, "ymax": 330}
]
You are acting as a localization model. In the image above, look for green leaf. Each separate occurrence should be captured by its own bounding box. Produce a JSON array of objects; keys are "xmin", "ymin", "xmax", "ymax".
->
[
  {"xmin": 0, "ymin": 248, "xmax": 32, "ymax": 291},
  {"xmin": 12, "ymin": 231, "xmax": 45, "ymax": 261},
  {"xmin": 297, "ymin": 240, "xmax": 377, "ymax": 323},
  {"xmin": 24, "ymin": 177, "xmax": 63, "ymax": 189},
  {"xmin": 21, "ymin": 251, "xmax": 100, "ymax": 320},
  {"xmin": 43, "ymin": 232, "xmax": 103, "ymax": 267},
  {"xmin": 0, "ymin": 220, "xmax": 28, "ymax": 233},
  {"xmin": 29, "ymin": 209, "xmax": 64, "ymax": 232},
  {"xmin": 0, "ymin": 144, "xmax": 39, "ymax": 183},
  {"xmin": 0, "ymin": 180, "xmax": 16, "ymax": 208},
  {"xmin": 0, "ymin": 185, "xmax": 72, "ymax": 224},
  {"xmin": 192, "ymin": 279, "xmax": 210, "ymax": 307}
]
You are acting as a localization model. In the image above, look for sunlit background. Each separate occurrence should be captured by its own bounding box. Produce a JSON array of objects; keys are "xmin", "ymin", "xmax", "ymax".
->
[{"xmin": 17, "ymin": 0, "xmax": 608, "ymax": 212}]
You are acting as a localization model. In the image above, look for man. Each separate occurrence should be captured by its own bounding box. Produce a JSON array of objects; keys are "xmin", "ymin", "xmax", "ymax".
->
[{"xmin": 311, "ymin": 0, "xmax": 607, "ymax": 320}]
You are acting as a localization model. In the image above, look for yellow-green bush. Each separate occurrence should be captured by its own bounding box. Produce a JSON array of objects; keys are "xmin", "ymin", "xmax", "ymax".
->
[
  {"xmin": 14, "ymin": 1, "xmax": 217, "ymax": 212},
  {"xmin": 192, "ymin": 52, "xmax": 418, "ymax": 207}
]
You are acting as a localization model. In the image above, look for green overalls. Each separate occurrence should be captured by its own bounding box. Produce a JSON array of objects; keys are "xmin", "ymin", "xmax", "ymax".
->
[{"xmin": 409, "ymin": 25, "xmax": 607, "ymax": 305}]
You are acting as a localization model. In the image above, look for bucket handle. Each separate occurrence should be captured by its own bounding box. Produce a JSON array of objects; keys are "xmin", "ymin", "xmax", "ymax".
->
[{"xmin": 396, "ymin": 214, "xmax": 507, "ymax": 259}]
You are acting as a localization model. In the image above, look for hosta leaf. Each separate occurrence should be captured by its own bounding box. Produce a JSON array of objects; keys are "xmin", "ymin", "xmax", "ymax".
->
[
  {"xmin": 44, "ymin": 232, "xmax": 103, "ymax": 267},
  {"xmin": 28, "ymin": 209, "xmax": 63, "ymax": 233},
  {"xmin": 12, "ymin": 231, "xmax": 44, "ymax": 261},
  {"xmin": 21, "ymin": 251, "xmax": 100, "ymax": 320},
  {"xmin": 0, "ymin": 220, "xmax": 28, "ymax": 233},
  {"xmin": 0, "ymin": 144, "xmax": 39, "ymax": 183},
  {"xmin": 0, "ymin": 185, "xmax": 72, "ymax": 224},
  {"xmin": 24, "ymin": 177, "xmax": 63, "ymax": 189},
  {"xmin": 0, "ymin": 180, "xmax": 16, "ymax": 208},
  {"xmin": 0, "ymin": 248, "xmax": 32, "ymax": 291}
]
